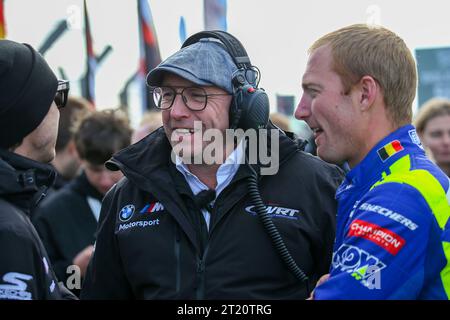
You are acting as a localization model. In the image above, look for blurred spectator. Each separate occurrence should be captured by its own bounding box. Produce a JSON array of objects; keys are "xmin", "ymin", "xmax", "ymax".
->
[
  {"xmin": 269, "ymin": 112, "xmax": 292, "ymax": 132},
  {"xmin": 295, "ymin": 120, "xmax": 317, "ymax": 156},
  {"xmin": 33, "ymin": 109, "xmax": 132, "ymax": 295},
  {"xmin": 270, "ymin": 113, "xmax": 320, "ymax": 157},
  {"xmin": 414, "ymin": 98, "xmax": 450, "ymax": 177},
  {"xmin": 131, "ymin": 111, "xmax": 162, "ymax": 143},
  {"xmin": 51, "ymin": 96, "xmax": 93, "ymax": 190}
]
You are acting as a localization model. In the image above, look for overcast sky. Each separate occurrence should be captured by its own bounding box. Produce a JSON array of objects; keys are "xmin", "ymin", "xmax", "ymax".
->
[{"xmin": 5, "ymin": 0, "xmax": 450, "ymax": 127}]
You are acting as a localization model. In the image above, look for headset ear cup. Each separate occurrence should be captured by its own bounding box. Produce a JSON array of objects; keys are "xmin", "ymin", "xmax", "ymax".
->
[
  {"xmin": 229, "ymin": 89, "xmax": 242, "ymax": 129},
  {"xmin": 230, "ymin": 68, "xmax": 269, "ymax": 130},
  {"xmin": 237, "ymin": 86, "xmax": 270, "ymax": 130}
]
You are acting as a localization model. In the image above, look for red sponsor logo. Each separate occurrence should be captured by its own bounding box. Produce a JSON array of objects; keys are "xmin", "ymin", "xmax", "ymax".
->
[{"xmin": 348, "ymin": 219, "xmax": 405, "ymax": 255}]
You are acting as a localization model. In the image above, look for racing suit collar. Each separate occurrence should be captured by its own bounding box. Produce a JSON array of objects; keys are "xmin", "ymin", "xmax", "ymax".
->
[{"xmin": 343, "ymin": 124, "xmax": 425, "ymax": 190}]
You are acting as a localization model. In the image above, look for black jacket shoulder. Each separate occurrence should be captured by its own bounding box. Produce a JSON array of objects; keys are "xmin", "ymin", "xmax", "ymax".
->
[
  {"xmin": 294, "ymin": 150, "xmax": 345, "ymax": 183},
  {"xmin": 0, "ymin": 199, "xmax": 63, "ymax": 300}
]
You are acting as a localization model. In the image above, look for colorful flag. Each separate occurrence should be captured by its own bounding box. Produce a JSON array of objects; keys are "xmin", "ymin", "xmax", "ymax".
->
[
  {"xmin": 82, "ymin": 0, "xmax": 96, "ymax": 106},
  {"xmin": 377, "ymin": 140, "xmax": 404, "ymax": 161},
  {"xmin": 137, "ymin": 0, "xmax": 161, "ymax": 111},
  {"xmin": 204, "ymin": 0, "xmax": 227, "ymax": 31},
  {"xmin": 179, "ymin": 16, "xmax": 187, "ymax": 44},
  {"xmin": 0, "ymin": 0, "xmax": 6, "ymax": 39}
]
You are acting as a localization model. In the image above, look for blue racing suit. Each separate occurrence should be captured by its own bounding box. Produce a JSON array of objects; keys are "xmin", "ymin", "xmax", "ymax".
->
[{"xmin": 315, "ymin": 125, "xmax": 450, "ymax": 299}]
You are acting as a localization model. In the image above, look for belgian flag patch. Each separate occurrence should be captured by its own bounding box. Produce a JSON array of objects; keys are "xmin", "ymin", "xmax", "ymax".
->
[{"xmin": 377, "ymin": 140, "xmax": 404, "ymax": 161}]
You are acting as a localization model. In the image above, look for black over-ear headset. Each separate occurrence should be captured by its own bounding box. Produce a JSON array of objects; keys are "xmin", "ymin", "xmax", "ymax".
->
[
  {"xmin": 182, "ymin": 31, "xmax": 310, "ymax": 291},
  {"xmin": 181, "ymin": 30, "xmax": 270, "ymax": 131}
]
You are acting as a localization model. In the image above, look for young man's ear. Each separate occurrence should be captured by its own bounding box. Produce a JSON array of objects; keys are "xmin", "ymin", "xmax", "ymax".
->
[
  {"xmin": 67, "ymin": 140, "xmax": 80, "ymax": 160},
  {"xmin": 66, "ymin": 139, "xmax": 82, "ymax": 162},
  {"xmin": 358, "ymin": 75, "xmax": 378, "ymax": 111}
]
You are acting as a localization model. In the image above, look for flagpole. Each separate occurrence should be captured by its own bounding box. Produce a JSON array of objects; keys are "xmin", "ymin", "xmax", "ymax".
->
[
  {"xmin": 137, "ymin": 0, "xmax": 161, "ymax": 112},
  {"xmin": 38, "ymin": 20, "xmax": 68, "ymax": 55},
  {"xmin": 82, "ymin": 0, "xmax": 96, "ymax": 106}
]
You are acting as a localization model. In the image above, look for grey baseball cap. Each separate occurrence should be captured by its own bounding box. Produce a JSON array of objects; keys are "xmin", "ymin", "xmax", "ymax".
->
[{"xmin": 146, "ymin": 38, "xmax": 237, "ymax": 94}]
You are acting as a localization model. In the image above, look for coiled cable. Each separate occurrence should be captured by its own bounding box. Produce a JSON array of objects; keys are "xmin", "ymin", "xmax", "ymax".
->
[{"xmin": 247, "ymin": 162, "xmax": 310, "ymax": 289}]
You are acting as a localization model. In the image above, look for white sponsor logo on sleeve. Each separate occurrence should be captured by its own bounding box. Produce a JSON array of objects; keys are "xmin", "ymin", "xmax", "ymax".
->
[{"xmin": 0, "ymin": 272, "xmax": 33, "ymax": 300}]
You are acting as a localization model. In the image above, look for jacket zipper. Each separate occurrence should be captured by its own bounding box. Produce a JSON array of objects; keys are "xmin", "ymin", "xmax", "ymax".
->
[
  {"xmin": 195, "ymin": 244, "xmax": 209, "ymax": 300},
  {"xmin": 174, "ymin": 225, "xmax": 181, "ymax": 294}
]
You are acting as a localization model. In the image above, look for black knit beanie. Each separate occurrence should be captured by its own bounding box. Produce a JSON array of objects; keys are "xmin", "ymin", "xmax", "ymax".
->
[{"xmin": 0, "ymin": 39, "xmax": 57, "ymax": 149}]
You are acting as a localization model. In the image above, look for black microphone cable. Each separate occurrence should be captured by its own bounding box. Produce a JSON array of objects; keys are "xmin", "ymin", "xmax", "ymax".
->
[{"xmin": 245, "ymin": 138, "xmax": 310, "ymax": 294}]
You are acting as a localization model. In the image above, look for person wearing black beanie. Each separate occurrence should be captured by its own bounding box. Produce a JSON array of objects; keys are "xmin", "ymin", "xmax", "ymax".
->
[{"xmin": 0, "ymin": 39, "xmax": 74, "ymax": 300}]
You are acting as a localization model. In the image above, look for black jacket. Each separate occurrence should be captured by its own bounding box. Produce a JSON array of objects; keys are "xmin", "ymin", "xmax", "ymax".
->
[
  {"xmin": 81, "ymin": 128, "xmax": 344, "ymax": 299},
  {"xmin": 0, "ymin": 149, "xmax": 67, "ymax": 300},
  {"xmin": 32, "ymin": 172, "xmax": 101, "ymax": 292}
]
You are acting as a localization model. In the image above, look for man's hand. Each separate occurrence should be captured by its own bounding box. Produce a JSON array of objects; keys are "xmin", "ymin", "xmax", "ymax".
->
[
  {"xmin": 72, "ymin": 245, "xmax": 94, "ymax": 278},
  {"xmin": 307, "ymin": 273, "xmax": 330, "ymax": 300}
]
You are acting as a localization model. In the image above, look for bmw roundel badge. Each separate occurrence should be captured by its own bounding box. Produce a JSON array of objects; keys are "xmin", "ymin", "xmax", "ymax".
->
[{"xmin": 119, "ymin": 204, "xmax": 135, "ymax": 222}]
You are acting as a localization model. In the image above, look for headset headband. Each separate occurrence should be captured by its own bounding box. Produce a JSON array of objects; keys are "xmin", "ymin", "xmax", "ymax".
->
[
  {"xmin": 181, "ymin": 30, "xmax": 252, "ymax": 69},
  {"xmin": 182, "ymin": 30, "xmax": 269, "ymax": 132}
]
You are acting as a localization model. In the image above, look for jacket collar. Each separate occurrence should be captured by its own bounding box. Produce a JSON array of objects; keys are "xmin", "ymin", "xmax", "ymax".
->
[
  {"xmin": 0, "ymin": 148, "xmax": 56, "ymax": 214},
  {"xmin": 69, "ymin": 171, "xmax": 104, "ymax": 201},
  {"xmin": 106, "ymin": 125, "xmax": 301, "ymax": 193}
]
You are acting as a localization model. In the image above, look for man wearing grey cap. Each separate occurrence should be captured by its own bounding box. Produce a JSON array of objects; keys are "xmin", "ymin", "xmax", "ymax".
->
[
  {"xmin": 0, "ymin": 39, "xmax": 72, "ymax": 299},
  {"xmin": 82, "ymin": 31, "xmax": 343, "ymax": 299}
]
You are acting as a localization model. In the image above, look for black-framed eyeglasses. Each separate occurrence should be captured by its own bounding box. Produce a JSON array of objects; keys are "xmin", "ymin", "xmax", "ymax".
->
[
  {"xmin": 151, "ymin": 86, "xmax": 231, "ymax": 111},
  {"xmin": 55, "ymin": 79, "xmax": 70, "ymax": 109}
]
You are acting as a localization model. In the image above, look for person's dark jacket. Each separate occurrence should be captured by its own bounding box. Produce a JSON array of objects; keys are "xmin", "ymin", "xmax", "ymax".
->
[
  {"xmin": 50, "ymin": 168, "xmax": 71, "ymax": 191},
  {"xmin": 30, "ymin": 168, "xmax": 72, "ymax": 222},
  {"xmin": 0, "ymin": 148, "xmax": 74, "ymax": 300},
  {"xmin": 32, "ymin": 172, "xmax": 101, "ymax": 291},
  {"xmin": 81, "ymin": 127, "xmax": 344, "ymax": 299}
]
